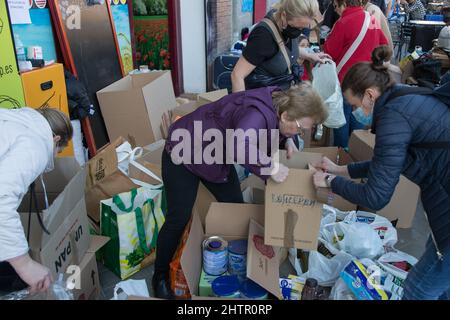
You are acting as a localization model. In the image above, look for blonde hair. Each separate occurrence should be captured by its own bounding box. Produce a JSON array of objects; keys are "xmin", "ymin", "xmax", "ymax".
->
[
  {"xmin": 273, "ymin": 0, "xmax": 319, "ymax": 21},
  {"xmin": 36, "ymin": 107, "xmax": 73, "ymax": 147},
  {"xmin": 272, "ymin": 82, "xmax": 328, "ymax": 124}
]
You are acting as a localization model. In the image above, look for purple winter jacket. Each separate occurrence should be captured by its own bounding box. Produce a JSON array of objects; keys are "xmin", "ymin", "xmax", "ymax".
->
[{"xmin": 165, "ymin": 87, "xmax": 285, "ymax": 183}]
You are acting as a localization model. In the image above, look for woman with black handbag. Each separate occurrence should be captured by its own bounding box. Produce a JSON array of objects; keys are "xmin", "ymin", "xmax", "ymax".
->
[
  {"xmin": 231, "ymin": 0, "xmax": 331, "ymax": 152},
  {"xmin": 231, "ymin": 0, "xmax": 331, "ymax": 93}
]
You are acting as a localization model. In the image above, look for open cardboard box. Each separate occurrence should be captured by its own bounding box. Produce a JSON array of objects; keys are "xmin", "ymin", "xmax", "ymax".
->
[
  {"xmin": 96, "ymin": 71, "xmax": 177, "ymax": 146},
  {"xmin": 196, "ymin": 89, "xmax": 228, "ymax": 107},
  {"xmin": 265, "ymin": 162, "xmax": 323, "ymax": 251},
  {"xmin": 71, "ymin": 236, "xmax": 110, "ymax": 300},
  {"xmin": 349, "ymin": 130, "xmax": 420, "ymax": 228},
  {"xmin": 18, "ymin": 157, "xmax": 81, "ymax": 212},
  {"xmin": 180, "ymin": 202, "xmax": 282, "ymax": 299},
  {"xmin": 20, "ymin": 166, "xmax": 91, "ymax": 279}
]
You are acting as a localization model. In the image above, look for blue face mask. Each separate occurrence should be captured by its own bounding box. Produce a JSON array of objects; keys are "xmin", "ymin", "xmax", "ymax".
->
[{"xmin": 352, "ymin": 107, "xmax": 373, "ymax": 127}]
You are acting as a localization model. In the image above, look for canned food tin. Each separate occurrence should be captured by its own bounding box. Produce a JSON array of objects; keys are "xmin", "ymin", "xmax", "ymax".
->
[
  {"xmin": 212, "ymin": 275, "xmax": 240, "ymax": 298},
  {"xmin": 228, "ymin": 239, "xmax": 248, "ymax": 277},
  {"xmin": 203, "ymin": 237, "xmax": 228, "ymax": 276},
  {"xmin": 239, "ymin": 279, "xmax": 268, "ymax": 300}
]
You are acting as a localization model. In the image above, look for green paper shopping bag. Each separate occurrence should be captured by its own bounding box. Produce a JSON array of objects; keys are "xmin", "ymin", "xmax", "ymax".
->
[{"xmin": 101, "ymin": 186, "xmax": 165, "ymax": 279}]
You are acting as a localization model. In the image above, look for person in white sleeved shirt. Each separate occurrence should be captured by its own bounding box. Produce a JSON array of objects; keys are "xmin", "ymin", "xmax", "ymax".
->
[{"xmin": 0, "ymin": 107, "xmax": 73, "ymax": 294}]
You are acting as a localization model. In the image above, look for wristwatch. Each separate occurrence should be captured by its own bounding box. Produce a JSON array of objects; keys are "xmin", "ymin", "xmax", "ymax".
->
[{"xmin": 325, "ymin": 174, "xmax": 333, "ymax": 188}]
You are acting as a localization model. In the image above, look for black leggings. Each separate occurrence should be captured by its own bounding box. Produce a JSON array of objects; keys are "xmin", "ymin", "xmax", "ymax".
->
[{"xmin": 154, "ymin": 150, "xmax": 243, "ymax": 274}]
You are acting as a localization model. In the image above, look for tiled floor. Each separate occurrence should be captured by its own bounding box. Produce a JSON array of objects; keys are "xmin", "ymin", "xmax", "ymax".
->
[{"xmin": 99, "ymin": 202, "xmax": 431, "ymax": 300}]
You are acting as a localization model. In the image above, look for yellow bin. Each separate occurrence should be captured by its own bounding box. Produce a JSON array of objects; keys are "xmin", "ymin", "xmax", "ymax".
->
[{"xmin": 21, "ymin": 63, "xmax": 74, "ymax": 157}]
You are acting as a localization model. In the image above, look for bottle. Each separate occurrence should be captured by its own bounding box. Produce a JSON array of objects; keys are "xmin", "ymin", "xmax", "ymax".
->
[
  {"xmin": 14, "ymin": 34, "xmax": 26, "ymax": 62},
  {"xmin": 301, "ymin": 278, "xmax": 319, "ymax": 300}
]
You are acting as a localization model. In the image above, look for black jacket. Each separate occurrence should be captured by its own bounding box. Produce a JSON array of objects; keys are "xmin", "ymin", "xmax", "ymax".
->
[{"xmin": 332, "ymin": 84, "xmax": 450, "ymax": 256}]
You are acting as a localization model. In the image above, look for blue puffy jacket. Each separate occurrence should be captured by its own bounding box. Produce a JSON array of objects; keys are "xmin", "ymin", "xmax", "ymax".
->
[{"xmin": 332, "ymin": 83, "xmax": 450, "ymax": 258}]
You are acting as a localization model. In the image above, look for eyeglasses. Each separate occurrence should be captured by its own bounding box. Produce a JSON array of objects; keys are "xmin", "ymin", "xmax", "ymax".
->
[{"xmin": 295, "ymin": 119, "xmax": 305, "ymax": 137}]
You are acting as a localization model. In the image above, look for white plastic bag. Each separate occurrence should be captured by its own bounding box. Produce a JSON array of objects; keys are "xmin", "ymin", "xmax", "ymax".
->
[
  {"xmin": 112, "ymin": 279, "xmax": 150, "ymax": 300},
  {"xmin": 343, "ymin": 211, "xmax": 398, "ymax": 247},
  {"xmin": 312, "ymin": 62, "xmax": 346, "ymax": 129},
  {"xmin": 376, "ymin": 250, "xmax": 418, "ymax": 300},
  {"xmin": 299, "ymin": 248, "xmax": 354, "ymax": 287},
  {"xmin": 116, "ymin": 142, "xmax": 144, "ymax": 176},
  {"xmin": 330, "ymin": 278, "xmax": 356, "ymax": 300},
  {"xmin": 322, "ymin": 221, "xmax": 384, "ymax": 259}
]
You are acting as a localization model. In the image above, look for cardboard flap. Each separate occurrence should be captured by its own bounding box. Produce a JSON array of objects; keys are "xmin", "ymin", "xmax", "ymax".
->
[
  {"xmin": 97, "ymin": 75, "xmax": 132, "ymax": 93},
  {"xmin": 265, "ymin": 169, "xmax": 322, "ymax": 250},
  {"xmin": 279, "ymin": 150, "xmax": 323, "ymax": 169},
  {"xmin": 240, "ymin": 174, "xmax": 265, "ymax": 192},
  {"xmin": 87, "ymin": 235, "xmax": 110, "ymax": 253},
  {"xmin": 197, "ymin": 89, "xmax": 228, "ymax": 105},
  {"xmin": 141, "ymin": 71, "xmax": 177, "ymax": 142},
  {"xmin": 205, "ymin": 203, "xmax": 264, "ymax": 238},
  {"xmin": 181, "ymin": 210, "xmax": 204, "ymax": 296},
  {"xmin": 131, "ymin": 71, "xmax": 164, "ymax": 88},
  {"xmin": 247, "ymin": 219, "xmax": 281, "ymax": 298},
  {"xmin": 43, "ymin": 166, "xmax": 87, "ymax": 238},
  {"xmin": 348, "ymin": 130, "xmax": 375, "ymax": 162},
  {"xmin": 303, "ymin": 147, "xmax": 338, "ymax": 163}
]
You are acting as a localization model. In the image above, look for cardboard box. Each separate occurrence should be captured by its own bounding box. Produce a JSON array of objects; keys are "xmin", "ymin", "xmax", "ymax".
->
[
  {"xmin": 349, "ymin": 130, "xmax": 420, "ymax": 228},
  {"xmin": 96, "ymin": 71, "xmax": 177, "ymax": 146},
  {"xmin": 180, "ymin": 203, "xmax": 281, "ymax": 299},
  {"xmin": 18, "ymin": 157, "xmax": 81, "ymax": 212},
  {"xmin": 85, "ymin": 137, "xmax": 139, "ymax": 223},
  {"xmin": 247, "ymin": 219, "xmax": 281, "ymax": 298},
  {"xmin": 348, "ymin": 130, "xmax": 377, "ymax": 163},
  {"xmin": 278, "ymin": 149, "xmax": 357, "ymax": 212},
  {"xmin": 302, "ymin": 147, "xmax": 358, "ymax": 212},
  {"xmin": 69, "ymin": 236, "xmax": 110, "ymax": 300},
  {"xmin": 161, "ymin": 101, "xmax": 200, "ymax": 139},
  {"xmin": 265, "ymin": 168, "xmax": 323, "ymax": 250},
  {"xmin": 20, "ymin": 167, "xmax": 91, "ymax": 278},
  {"xmin": 196, "ymin": 89, "xmax": 228, "ymax": 107},
  {"xmin": 241, "ymin": 174, "xmax": 265, "ymax": 205}
]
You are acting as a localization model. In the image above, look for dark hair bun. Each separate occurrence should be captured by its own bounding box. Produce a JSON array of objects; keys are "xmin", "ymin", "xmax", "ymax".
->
[{"xmin": 371, "ymin": 45, "xmax": 393, "ymax": 71}]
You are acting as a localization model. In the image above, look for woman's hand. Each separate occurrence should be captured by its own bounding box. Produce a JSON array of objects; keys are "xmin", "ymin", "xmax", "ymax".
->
[
  {"xmin": 271, "ymin": 163, "xmax": 289, "ymax": 183},
  {"xmin": 314, "ymin": 156, "xmax": 349, "ymax": 176},
  {"xmin": 299, "ymin": 48, "xmax": 333, "ymax": 65},
  {"xmin": 9, "ymin": 254, "xmax": 53, "ymax": 294},
  {"xmin": 313, "ymin": 171, "xmax": 335, "ymax": 188},
  {"xmin": 285, "ymin": 138, "xmax": 299, "ymax": 159}
]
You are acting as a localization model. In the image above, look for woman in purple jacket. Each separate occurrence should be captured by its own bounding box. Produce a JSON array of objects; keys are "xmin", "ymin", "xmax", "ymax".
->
[{"xmin": 152, "ymin": 83, "xmax": 328, "ymax": 298}]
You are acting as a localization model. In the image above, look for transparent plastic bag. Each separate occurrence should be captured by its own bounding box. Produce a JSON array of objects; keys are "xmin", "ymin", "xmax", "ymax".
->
[
  {"xmin": 0, "ymin": 274, "xmax": 74, "ymax": 300},
  {"xmin": 312, "ymin": 62, "xmax": 346, "ymax": 129}
]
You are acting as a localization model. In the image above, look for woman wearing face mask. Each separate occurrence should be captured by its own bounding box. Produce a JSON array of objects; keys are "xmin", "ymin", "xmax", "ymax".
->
[
  {"xmin": 231, "ymin": 0, "xmax": 331, "ymax": 93},
  {"xmin": 313, "ymin": 46, "xmax": 450, "ymax": 300},
  {"xmin": 324, "ymin": 0, "xmax": 388, "ymax": 149},
  {"xmin": 152, "ymin": 84, "xmax": 328, "ymax": 299},
  {"xmin": 0, "ymin": 107, "xmax": 73, "ymax": 295}
]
